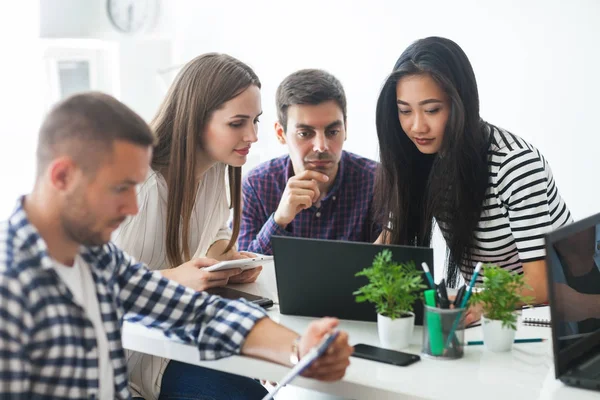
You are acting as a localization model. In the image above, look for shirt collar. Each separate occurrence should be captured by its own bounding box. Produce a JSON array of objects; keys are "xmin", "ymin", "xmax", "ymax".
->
[
  {"xmin": 9, "ymin": 196, "xmax": 100, "ymax": 272},
  {"xmin": 9, "ymin": 196, "xmax": 56, "ymax": 271}
]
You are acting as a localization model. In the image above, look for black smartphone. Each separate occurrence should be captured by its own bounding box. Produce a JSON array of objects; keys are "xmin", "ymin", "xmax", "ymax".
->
[
  {"xmin": 351, "ymin": 344, "xmax": 420, "ymax": 366},
  {"xmin": 205, "ymin": 287, "xmax": 274, "ymax": 309}
]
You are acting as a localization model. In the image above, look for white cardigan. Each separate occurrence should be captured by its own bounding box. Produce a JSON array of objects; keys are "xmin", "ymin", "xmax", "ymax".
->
[{"xmin": 112, "ymin": 163, "xmax": 232, "ymax": 400}]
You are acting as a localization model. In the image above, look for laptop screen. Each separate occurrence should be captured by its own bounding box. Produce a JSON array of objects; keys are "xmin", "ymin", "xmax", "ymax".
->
[{"xmin": 546, "ymin": 214, "xmax": 600, "ymax": 376}]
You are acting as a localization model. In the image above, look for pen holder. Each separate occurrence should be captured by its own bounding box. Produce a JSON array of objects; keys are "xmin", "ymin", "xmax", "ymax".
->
[{"xmin": 421, "ymin": 305, "xmax": 466, "ymax": 360}]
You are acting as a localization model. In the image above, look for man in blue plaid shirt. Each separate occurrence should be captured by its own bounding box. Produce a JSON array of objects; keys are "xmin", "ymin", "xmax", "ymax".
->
[
  {"xmin": 237, "ymin": 69, "xmax": 381, "ymax": 255},
  {"xmin": 0, "ymin": 92, "xmax": 352, "ymax": 399}
]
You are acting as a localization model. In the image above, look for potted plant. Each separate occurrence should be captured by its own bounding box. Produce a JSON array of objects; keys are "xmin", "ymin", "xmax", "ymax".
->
[
  {"xmin": 470, "ymin": 265, "xmax": 533, "ymax": 352},
  {"xmin": 354, "ymin": 250, "xmax": 427, "ymax": 350}
]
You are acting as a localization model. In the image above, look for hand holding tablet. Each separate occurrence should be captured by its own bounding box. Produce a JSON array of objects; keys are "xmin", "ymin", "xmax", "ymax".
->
[{"xmin": 203, "ymin": 255, "xmax": 274, "ymax": 272}]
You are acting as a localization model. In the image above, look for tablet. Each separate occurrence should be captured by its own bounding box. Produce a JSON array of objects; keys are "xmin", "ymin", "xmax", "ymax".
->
[{"xmin": 204, "ymin": 256, "xmax": 274, "ymax": 272}]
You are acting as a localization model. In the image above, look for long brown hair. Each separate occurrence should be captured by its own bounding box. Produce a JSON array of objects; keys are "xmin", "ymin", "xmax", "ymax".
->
[{"xmin": 150, "ymin": 53, "xmax": 261, "ymax": 267}]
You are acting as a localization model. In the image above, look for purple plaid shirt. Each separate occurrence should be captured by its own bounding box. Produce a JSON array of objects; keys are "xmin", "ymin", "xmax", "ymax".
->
[{"xmin": 238, "ymin": 151, "xmax": 381, "ymax": 255}]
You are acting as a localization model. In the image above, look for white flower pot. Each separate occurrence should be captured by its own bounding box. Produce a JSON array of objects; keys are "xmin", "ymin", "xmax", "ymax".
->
[
  {"xmin": 377, "ymin": 312, "xmax": 415, "ymax": 350},
  {"xmin": 482, "ymin": 315, "xmax": 516, "ymax": 352}
]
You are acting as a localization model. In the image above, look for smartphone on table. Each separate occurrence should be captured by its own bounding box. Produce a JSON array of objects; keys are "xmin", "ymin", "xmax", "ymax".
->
[{"xmin": 351, "ymin": 344, "xmax": 420, "ymax": 366}]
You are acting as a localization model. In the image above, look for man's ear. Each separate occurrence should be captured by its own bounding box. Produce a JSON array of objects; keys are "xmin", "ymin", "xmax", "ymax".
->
[
  {"xmin": 344, "ymin": 119, "xmax": 348, "ymax": 141},
  {"xmin": 48, "ymin": 157, "xmax": 78, "ymax": 191},
  {"xmin": 275, "ymin": 121, "xmax": 287, "ymax": 145}
]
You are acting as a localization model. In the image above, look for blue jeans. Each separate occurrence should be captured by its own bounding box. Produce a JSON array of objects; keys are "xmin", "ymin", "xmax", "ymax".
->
[{"xmin": 156, "ymin": 360, "xmax": 268, "ymax": 400}]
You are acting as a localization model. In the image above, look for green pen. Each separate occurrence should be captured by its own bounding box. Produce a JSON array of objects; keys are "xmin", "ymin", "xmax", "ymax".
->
[{"xmin": 424, "ymin": 290, "xmax": 444, "ymax": 356}]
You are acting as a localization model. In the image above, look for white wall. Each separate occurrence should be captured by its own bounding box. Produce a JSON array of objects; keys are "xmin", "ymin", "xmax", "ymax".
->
[
  {"xmin": 40, "ymin": 0, "xmax": 174, "ymax": 121},
  {"xmin": 0, "ymin": 1, "xmax": 175, "ymax": 216},
  {"xmin": 167, "ymin": 0, "xmax": 600, "ymax": 277},
  {"xmin": 0, "ymin": 2, "xmax": 42, "ymax": 216}
]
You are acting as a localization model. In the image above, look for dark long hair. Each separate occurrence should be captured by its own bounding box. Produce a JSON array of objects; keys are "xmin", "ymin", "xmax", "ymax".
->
[
  {"xmin": 374, "ymin": 37, "xmax": 490, "ymax": 286},
  {"xmin": 151, "ymin": 53, "xmax": 261, "ymax": 267}
]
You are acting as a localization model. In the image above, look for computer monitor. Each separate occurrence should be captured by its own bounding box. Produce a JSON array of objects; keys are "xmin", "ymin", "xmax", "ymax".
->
[{"xmin": 546, "ymin": 212, "xmax": 600, "ymax": 390}]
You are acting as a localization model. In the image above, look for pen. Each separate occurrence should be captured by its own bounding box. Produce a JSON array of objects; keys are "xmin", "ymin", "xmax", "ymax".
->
[
  {"xmin": 454, "ymin": 285, "xmax": 466, "ymax": 307},
  {"xmin": 467, "ymin": 338, "xmax": 546, "ymax": 346},
  {"xmin": 520, "ymin": 303, "xmax": 549, "ymax": 310},
  {"xmin": 458, "ymin": 262, "xmax": 483, "ymax": 309},
  {"xmin": 261, "ymin": 331, "xmax": 340, "ymax": 400},
  {"xmin": 435, "ymin": 279, "xmax": 450, "ymax": 309},
  {"xmin": 445, "ymin": 262, "xmax": 483, "ymax": 348},
  {"xmin": 421, "ymin": 262, "xmax": 436, "ymax": 289}
]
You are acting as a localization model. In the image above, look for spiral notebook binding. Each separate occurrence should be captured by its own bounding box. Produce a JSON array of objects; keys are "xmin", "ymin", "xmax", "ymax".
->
[{"xmin": 523, "ymin": 318, "xmax": 551, "ymax": 327}]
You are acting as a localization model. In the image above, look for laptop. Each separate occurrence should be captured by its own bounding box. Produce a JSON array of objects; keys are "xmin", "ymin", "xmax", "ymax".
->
[
  {"xmin": 271, "ymin": 236, "xmax": 434, "ymax": 325},
  {"xmin": 545, "ymin": 212, "xmax": 600, "ymax": 391}
]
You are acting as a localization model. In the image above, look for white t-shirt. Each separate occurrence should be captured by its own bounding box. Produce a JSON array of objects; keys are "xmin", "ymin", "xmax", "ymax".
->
[
  {"xmin": 112, "ymin": 163, "xmax": 232, "ymax": 399},
  {"xmin": 53, "ymin": 256, "xmax": 114, "ymax": 400}
]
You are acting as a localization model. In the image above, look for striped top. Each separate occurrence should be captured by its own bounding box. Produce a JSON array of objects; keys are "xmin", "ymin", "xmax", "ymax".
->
[{"xmin": 440, "ymin": 125, "xmax": 572, "ymax": 283}]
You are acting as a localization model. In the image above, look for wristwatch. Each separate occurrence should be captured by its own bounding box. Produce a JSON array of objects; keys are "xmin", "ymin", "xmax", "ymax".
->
[{"xmin": 290, "ymin": 336, "xmax": 301, "ymax": 365}]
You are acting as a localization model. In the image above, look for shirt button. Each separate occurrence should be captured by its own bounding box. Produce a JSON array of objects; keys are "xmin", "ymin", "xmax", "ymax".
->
[
  {"xmin": 316, "ymin": 212, "xmax": 321, "ymax": 218},
  {"xmin": 332, "ymin": 196, "xmax": 336, "ymax": 201}
]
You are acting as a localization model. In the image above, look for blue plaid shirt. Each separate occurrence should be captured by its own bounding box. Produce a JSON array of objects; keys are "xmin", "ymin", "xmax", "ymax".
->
[
  {"xmin": 0, "ymin": 199, "xmax": 267, "ymax": 399},
  {"xmin": 238, "ymin": 151, "xmax": 381, "ymax": 255}
]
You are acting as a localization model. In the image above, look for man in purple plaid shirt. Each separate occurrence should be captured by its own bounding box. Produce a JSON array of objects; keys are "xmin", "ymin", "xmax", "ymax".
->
[{"xmin": 238, "ymin": 69, "xmax": 381, "ymax": 255}]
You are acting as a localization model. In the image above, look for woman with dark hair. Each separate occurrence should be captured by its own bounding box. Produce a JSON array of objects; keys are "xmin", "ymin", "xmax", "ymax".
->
[
  {"xmin": 113, "ymin": 53, "xmax": 267, "ymax": 399},
  {"xmin": 374, "ymin": 37, "xmax": 572, "ymax": 324}
]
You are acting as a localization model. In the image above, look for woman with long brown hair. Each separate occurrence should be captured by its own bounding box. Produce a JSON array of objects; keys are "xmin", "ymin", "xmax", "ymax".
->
[{"xmin": 113, "ymin": 53, "xmax": 266, "ymax": 399}]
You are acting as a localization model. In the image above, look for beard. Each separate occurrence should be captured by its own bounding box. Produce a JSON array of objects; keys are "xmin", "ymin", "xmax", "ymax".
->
[{"xmin": 60, "ymin": 185, "xmax": 109, "ymax": 247}]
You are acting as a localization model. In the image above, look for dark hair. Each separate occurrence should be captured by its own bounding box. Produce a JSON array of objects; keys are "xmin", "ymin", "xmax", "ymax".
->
[
  {"xmin": 37, "ymin": 91, "xmax": 155, "ymax": 176},
  {"xmin": 374, "ymin": 36, "xmax": 490, "ymax": 286},
  {"xmin": 276, "ymin": 69, "xmax": 347, "ymax": 131},
  {"xmin": 151, "ymin": 53, "xmax": 261, "ymax": 267}
]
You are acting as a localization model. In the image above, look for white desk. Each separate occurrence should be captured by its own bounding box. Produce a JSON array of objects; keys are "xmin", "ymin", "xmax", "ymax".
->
[{"xmin": 122, "ymin": 265, "xmax": 599, "ymax": 400}]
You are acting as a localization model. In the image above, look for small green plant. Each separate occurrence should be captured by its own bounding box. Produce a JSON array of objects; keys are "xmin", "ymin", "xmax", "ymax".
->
[
  {"xmin": 353, "ymin": 250, "xmax": 427, "ymax": 320},
  {"xmin": 471, "ymin": 265, "xmax": 533, "ymax": 330}
]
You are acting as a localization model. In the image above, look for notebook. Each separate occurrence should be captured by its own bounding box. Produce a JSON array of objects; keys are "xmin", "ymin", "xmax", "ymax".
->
[
  {"xmin": 523, "ymin": 318, "xmax": 551, "ymax": 327},
  {"xmin": 522, "ymin": 306, "xmax": 551, "ymax": 327}
]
